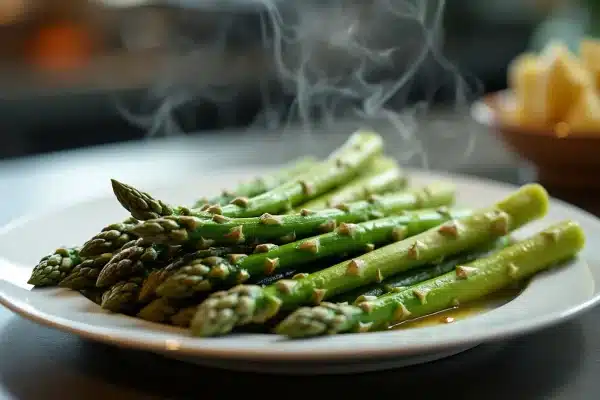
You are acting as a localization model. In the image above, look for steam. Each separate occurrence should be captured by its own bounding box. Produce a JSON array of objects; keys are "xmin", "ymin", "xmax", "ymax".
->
[{"xmin": 117, "ymin": 0, "xmax": 480, "ymax": 169}]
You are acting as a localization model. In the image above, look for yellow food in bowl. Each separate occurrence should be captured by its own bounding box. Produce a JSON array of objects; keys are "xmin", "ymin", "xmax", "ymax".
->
[{"xmin": 502, "ymin": 39, "xmax": 600, "ymax": 134}]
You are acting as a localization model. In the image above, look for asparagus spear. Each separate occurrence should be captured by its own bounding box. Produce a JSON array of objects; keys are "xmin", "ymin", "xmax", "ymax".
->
[
  {"xmin": 171, "ymin": 306, "xmax": 199, "ymax": 327},
  {"xmin": 155, "ymin": 209, "xmax": 473, "ymax": 298},
  {"xmin": 332, "ymin": 236, "xmax": 513, "ymax": 304},
  {"xmin": 137, "ymin": 296, "xmax": 205, "ymax": 323},
  {"xmin": 276, "ymin": 220, "xmax": 585, "ymax": 337},
  {"xmin": 28, "ymin": 247, "xmax": 82, "ymax": 287},
  {"xmin": 196, "ymin": 156, "xmax": 319, "ymax": 207},
  {"xmin": 136, "ymin": 247, "xmax": 255, "ymax": 302},
  {"xmin": 111, "ymin": 180, "xmax": 195, "ymax": 221},
  {"xmin": 80, "ymin": 288, "xmax": 106, "ymax": 306},
  {"xmin": 139, "ymin": 263, "xmax": 329, "ymax": 324},
  {"xmin": 79, "ymin": 218, "xmax": 140, "ymax": 257},
  {"xmin": 298, "ymin": 157, "xmax": 407, "ymax": 210},
  {"xmin": 130, "ymin": 182, "xmax": 455, "ymax": 248},
  {"xmin": 113, "ymin": 130, "xmax": 384, "ymax": 220},
  {"xmin": 59, "ymin": 253, "xmax": 114, "ymax": 290},
  {"xmin": 101, "ymin": 275, "xmax": 147, "ymax": 313},
  {"xmin": 189, "ymin": 183, "xmax": 549, "ymax": 337},
  {"xmin": 95, "ymin": 238, "xmax": 180, "ymax": 288}
]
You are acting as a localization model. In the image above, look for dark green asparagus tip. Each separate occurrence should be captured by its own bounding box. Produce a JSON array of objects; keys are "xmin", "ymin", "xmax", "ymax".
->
[
  {"xmin": 190, "ymin": 285, "xmax": 281, "ymax": 337},
  {"xmin": 79, "ymin": 221, "xmax": 138, "ymax": 257},
  {"xmin": 28, "ymin": 247, "xmax": 81, "ymax": 287},
  {"xmin": 95, "ymin": 239, "xmax": 159, "ymax": 288},
  {"xmin": 100, "ymin": 278, "xmax": 143, "ymax": 313},
  {"xmin": 59, "ymin": 253, "xmax": 113, "ymax": 290},
  {"xmin": 275, "ymin": 302, "xmax": 362, "ymax": 338},
  {"xmin": 110, "ymin": 179, "xmax": 175, "ymax": 221}
]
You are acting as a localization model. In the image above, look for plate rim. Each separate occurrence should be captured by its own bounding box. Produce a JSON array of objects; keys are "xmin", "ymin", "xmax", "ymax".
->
[{"xmin": 1, "ymin": 168, "xmax": 600, "ymax": 362}]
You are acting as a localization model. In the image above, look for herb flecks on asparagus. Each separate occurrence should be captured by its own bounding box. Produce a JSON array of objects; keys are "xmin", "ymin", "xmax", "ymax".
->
[
  {"xmin": 79, "ymin": 218, "xmax": 139, "ymax": 257},
  {"xmin": 156, "ymin": 209, "xmax": 473, "ymax": 298},
  {"xmin": 198, "ymin": 156, "xmax": 318, "ymax": 207},
  {"xmin": 28, "ymin": 247, "xmax": 82, "ymax": 286},
  {"xmin": 130, "ymin": 182, "xmax": 456, "ymax": 248},
  {"xmin": 277, "ymin": 220, "xmax": 585, "ymax": 337},
  {"xmin": 189, "ymin": 184, "xmax": 549, "ymax": 337},
  {"xmin": 299, "ymin": 156, "xmax": 407, "ymax": 210}
]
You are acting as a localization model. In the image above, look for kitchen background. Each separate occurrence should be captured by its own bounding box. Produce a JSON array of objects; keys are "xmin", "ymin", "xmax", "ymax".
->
[{"xmin": 0, "ymin": 0, "xmax": 589, "ymax": 160}]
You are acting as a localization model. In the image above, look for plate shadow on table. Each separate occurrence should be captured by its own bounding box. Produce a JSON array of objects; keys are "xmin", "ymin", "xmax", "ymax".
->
[{"xmin": 0, "ymin": 314, "xmax": 588, "ymax": 400}]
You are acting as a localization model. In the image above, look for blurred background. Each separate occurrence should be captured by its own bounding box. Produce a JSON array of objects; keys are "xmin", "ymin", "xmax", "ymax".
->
[{"xmin": 0, "ymin": 0, "xmax": 594, "ymax": 160}]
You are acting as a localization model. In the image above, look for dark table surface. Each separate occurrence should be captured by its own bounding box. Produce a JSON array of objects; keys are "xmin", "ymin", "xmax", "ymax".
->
[{"xmin": 0, "ymin": 118, "xmax": 598, "ymax": 400}]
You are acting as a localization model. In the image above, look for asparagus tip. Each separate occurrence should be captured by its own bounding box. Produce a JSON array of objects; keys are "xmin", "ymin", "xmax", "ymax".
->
[
  {"xmin": 190, "ymin": 285, "xmax": 280, "ymax": 337},
  {"xmin": 275, "ymin": 302, "xmax": 360, "ymax": 338}
]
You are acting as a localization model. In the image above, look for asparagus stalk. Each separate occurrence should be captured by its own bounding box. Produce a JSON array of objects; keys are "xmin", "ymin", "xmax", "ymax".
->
[
  {"xmin": 276, "ymin": 220, "xmax": 585, "ymax": 337},
  {"xmin": 112, "ymin": 130, "xmax": 384, "ymax": 220},
  {"xmin": 155, "ymin": 208, "xmax": 473, "ymax": 298},
  {"xmin": 79, "ymin": 218, "xmax": 140, "ymax": 257},
  {"xmin": 196, "ymin": 156, "xmax": 319, "ymax": 207},
  {"xmin": 298, "ymin": 156, "xmax": 407, "ymax": 210},
  {"xmin": 95, "ymin": 238, "xmax": 180, "ymax": 288},
  {"xmin": 189, "ymin": 183, "xmax": 549, "ymax": 337},
  {"xmin": 28, "ymin": 247, "xmax": 82, "ymax": 287},
  {"xmin": 332, "ymin": 236, "xmax": 513, "ymax": 304},
  {"xmin": 59, "ymin": 253, "xmax": 114, "ymax": 290},
  {"xmin": 130, "ymin": 182, "xmax": 455, "ymax": 248}
]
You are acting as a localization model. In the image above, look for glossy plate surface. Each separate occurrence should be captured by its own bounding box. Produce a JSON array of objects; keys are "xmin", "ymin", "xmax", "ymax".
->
[{"xmin": 1, "ymin": 168, "xmax": 599, "ymax": 374}]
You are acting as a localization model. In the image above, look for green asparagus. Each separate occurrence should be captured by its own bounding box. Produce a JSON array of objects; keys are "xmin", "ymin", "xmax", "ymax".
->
[
  {"xmin": 137, "ymin": 297, "xmax": 205, "ymax": 324},
  {"xmin": 332, "ymin": 236, "xmax": 513, "ymax": 304},
  {"xmin": 79, "ymin": 218, "xmax": 139, "ymax": 257},
  {"xmin": 130, "ymin": 182, "xmax": 456, "ymax": 248},
  {"xmin": 196, "ymin": 156, "xmax": 318, "ymax": 207},
  {"xmin": 113, "ymin": 130, "xmax": 384, "ymax": 221},
  {"xmin": 276, "ymin": 220, "xmax": 585, "ymax": 337},
  {"xmin": 111, "ymin": 180, "xmax": 196, "ymax": 221},
  {"xmin": 171, "ymin": 306, "xmax": 199, "ymax": 327},
  {"xmin": 101, "ymin": 275, "xmax": 147, "ymax": 313},
  {"xmin": 189, "ymin": 183, "xmax": 549, "ymax": 337},
  {"xmin": 138, "ymin": 263, "xmax": 325, "ymax": 324},
  {"xmin": 136, "ymin": 247, "xmax": 253, "ymax": 302},
  {"xmin": 155, "ymin": 209, "xmax": 473, "ymax": 298},
  {"xmin": 28, "ymin": 247, "xmax": 82, "ymax": 286},
  {"xmin": 298, "ymin": 157, "xmax": 407, "ymax": 210},
  {"xmin": 80, "ymin": 288, "xmax": 105, "ymax": 305},
  {"xmin": 59, "ymin": 253, "xmax": 114, "ymax": 290},
  {"xmin": 95, "ymin": 238, "xmax": 180, "ymax": 288}
]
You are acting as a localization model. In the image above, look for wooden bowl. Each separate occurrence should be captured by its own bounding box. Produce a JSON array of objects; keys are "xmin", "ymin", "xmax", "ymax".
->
[{"xmin": 472, "ymin": 90, "xmax": 600, "ymax": 215}]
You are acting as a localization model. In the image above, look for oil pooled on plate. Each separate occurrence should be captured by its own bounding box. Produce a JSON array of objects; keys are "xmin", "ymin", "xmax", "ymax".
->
[{"xmin": 391, "ymin": 282, "xmax": 527, "ymax": 330}]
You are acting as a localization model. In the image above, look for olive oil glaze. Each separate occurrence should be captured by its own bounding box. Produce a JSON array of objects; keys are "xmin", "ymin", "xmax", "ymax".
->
[{"xmin": 393, "ymin": 282, "xmax": 527, "ymax": 330}]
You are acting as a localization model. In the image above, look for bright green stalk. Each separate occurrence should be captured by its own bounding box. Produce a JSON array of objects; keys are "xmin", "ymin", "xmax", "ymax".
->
[
  {"xmin": 276, "ymin": 220, "xmax": 584, "ymax": 337},
  {"xmin": 189, "ymin": 183, "xmax": 549, "ymax": 337},
  {"xmin": 155, "ymin": 208, "xmax": 472, "ymax": 298},
  {"xmin": 130, "ymin": 182, "xmax": 455, "ymax": 248}
]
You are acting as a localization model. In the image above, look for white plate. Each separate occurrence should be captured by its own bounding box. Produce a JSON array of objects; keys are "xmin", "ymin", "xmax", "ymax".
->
[{"xmin": 1, "ymin": 168, "xmax": 599, "ymax": 375}]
